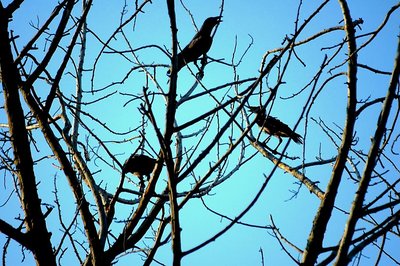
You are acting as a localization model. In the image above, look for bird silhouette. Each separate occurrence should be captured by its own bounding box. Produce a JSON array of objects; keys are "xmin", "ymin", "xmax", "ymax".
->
[
  {"xmin": 122, "ymin": 154, "xmax": 157, "ymax": 191},
  {"xmin": 248, "ymin": 106, "xmax": 303, "ymax": 152},
  {"xmin": 167, "ymin": 16, "xmax": 222, "ymax": 75}
]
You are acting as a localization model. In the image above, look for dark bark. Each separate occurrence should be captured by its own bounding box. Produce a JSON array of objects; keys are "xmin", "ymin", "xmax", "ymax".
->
[
  {"xmin": 0, "ymin": 6, "xmax": 56, "ymax": 265},
  {"xmin": 301, "ymin": 0, "xmax": 358, "ymax": 264},
  {"xmin": 335, "ymin": 29, "xmax": 400, "ymax": 266}
]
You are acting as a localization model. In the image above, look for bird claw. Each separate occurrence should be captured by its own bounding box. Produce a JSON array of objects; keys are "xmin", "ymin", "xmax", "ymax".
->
[
  {"xmin": 196, "ymin": 70, "xmax": 204, "ymax": 79},
  {"xmin": 260, "ymin": 141, "xmax": 279, "ymax": 155}
]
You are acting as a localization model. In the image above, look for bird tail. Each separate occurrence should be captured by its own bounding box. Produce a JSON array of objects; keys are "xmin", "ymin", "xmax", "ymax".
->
[{"xmin": 291, "ymin": 133, "xmax": 303, "ymax": 144}]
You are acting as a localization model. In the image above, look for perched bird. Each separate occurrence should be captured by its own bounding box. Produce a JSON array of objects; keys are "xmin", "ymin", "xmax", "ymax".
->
[
  {"xmin": 248, "ymin": 106, "xmax": 303, "ymax": 152},
  {"xmin": 167, "ymin": 16, "xmax": 222, "ymax": 75},
  {"xmin": 122, "ymin": 154, "xmax": 157, "ymax": 190}
]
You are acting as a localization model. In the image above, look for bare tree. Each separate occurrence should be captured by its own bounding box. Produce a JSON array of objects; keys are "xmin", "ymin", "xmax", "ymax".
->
[{"xmin": 1, "ymin": 0, "xmax": 399, "ymax": 265}]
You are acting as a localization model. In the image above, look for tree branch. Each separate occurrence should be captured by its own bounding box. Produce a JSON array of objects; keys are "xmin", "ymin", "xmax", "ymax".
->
[
  {"xmin": 0, "ymin": 6, "xmax": 56, "ymax": 264},
  {"xmin": 335, "ymin": 29, "xmax": 400, "ymax": 266},
  {"xmin": 301, "ymin": 0, "xmax": 358, "ymax": 264}
]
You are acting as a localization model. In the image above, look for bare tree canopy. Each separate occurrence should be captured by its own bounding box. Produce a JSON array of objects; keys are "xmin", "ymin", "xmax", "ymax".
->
[{"xmin": 1, "ymin": 0, "xmax": 400, "ymax": 265}]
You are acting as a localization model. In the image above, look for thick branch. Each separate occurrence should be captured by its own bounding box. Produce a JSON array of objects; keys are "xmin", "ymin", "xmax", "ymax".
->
[
  {"xmin": 335, "ymin": 31, "xmax": 400, "ymax": 266},
  {"xmin": 24, "ymin": 0, "xmax": 74, "ymax": 88},
  {"xmin": 0, "ymin": 219, "xmax": 29, "ymax": 250},
  {"xmin": 166, "ymin": 1, "xmax": 182, "ymax": 265},
  {"xmin": 44, "ymin": 0, "xmax": 92, "ymax": 113},
  {"xmin": 21, "ymin": 92, "xmax": 102, "ymax": 265},
  {"xmin": 4, "ymin": 0, "xmax": 24, "ymax": 15},
  {"xmin": 0, "ymin": 7, "xmax": 55, "ymax": 264},
  {"xmin": 14, "ymin": 0, "xmax": 69, "ymax": 66},
  {"xmin": 301, "ymin": 0, "xmax": 358, "ymax": 264},
  {"xmin": 252, "ymin": 141, "xmax": 325, "ymax": 200}
]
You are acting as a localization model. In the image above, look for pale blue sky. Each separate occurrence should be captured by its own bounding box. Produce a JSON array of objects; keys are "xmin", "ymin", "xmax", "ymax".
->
[{"xmin": 1, "ymin": 0, "xmax": 400, "ymax": 265}]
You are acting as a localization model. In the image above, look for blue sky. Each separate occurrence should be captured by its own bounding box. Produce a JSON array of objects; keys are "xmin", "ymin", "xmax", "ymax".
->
[{"xmin": 1, "ymin": 0, "xmax": 400, "ymax": 265}]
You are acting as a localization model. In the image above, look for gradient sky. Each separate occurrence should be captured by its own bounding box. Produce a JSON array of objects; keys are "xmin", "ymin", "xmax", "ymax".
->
[{"xmin": 1, "ymin": 0, "xmax": 400, "ymax": 265}]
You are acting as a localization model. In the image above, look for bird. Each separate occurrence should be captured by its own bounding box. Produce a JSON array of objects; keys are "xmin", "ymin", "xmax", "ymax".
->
[
  {"xmin": 167, "ymin": 16, "xmax": 222, "ymax": 75},
  {"xmin": 122, "ymin": 154, "xmax": 157, "ymax": 191},
  {"xmin": 248, "ymin": 106, "xmax": 303, "ymax": 152}
]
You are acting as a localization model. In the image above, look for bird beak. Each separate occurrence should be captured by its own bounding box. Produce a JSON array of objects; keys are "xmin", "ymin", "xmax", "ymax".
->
[
  {"xmin": 248, "ymin": 106, "xmax": 260, "ymax": 113},
  {"xmin": 215, "ymin": 16, "xmax": 223, "ymax": 23}
]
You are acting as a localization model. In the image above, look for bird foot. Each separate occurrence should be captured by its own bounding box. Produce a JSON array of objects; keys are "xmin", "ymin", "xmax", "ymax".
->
[
  {"xmin": 260, "ymin": 141, "xmax": 277, "ymax": 154},
  {"xmin": 196, "ymin": 70, "xmax": 204, "ymax": 79}
]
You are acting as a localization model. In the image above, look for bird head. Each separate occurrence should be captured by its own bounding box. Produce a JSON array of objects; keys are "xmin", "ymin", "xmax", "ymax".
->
[
  {"xmin": 248, "ymin": 106, "xmax": 263, "ymax": 114},
  {"xmin": 202, "ymin": 16, "xmax": 222, "ymax": 30}
]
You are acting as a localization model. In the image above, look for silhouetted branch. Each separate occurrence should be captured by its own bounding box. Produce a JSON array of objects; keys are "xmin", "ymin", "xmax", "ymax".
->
[
  {"xmin": 336, "ymin": 33, "xmax": 400, "ymax": 265},
  {"xmin": 302, "ymin": 0, "xmax": 358, "ymax": 263}
]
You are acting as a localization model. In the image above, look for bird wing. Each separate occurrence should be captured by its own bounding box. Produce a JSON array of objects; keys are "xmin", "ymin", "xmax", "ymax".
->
[
  {"xmin": 122, "ymin": 154, "xmax": 156, "ymax": 177},
  {"xmin": 266, "ymin": 116, "xmax": 303, "ymax": 143},
  {"xmin": 265, "ymin": 116, "xmax": 293, "ymax": 137},
  {"xmin": 180, "ymin": 34, "xmax": 212, "ymax": 63}
]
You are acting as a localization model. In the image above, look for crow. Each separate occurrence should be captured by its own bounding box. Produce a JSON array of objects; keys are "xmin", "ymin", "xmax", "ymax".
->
[
  {"xmin": 248, "ymin": 106, "xmax": 303, "ymax": 152},
  {"xmin": 167, "ymin": 16, "xmax": 222, "ymax": 75},
  {"xmin": 122, "ymin": 154, "xmax": 157, "ymax": 191}
]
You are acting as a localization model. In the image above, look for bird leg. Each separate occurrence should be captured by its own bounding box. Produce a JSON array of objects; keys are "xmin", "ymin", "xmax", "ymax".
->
[
  {"xmin": 261, "ymin": 135, "xmax": 272, "ymax": 146},
  {"xmin": 193, "ymin": 59, "xmax": 204, "ymax": 79},
  {"xmin": 197, "ymin": 55, "xmax": 209, "ymax": 78},
  {"xmin": 264, "ymin": 135, "xmax": 272, "ymax": 143},
  {"xmin": 259, "ymin": 135, "xmax": 277, "ymax": 153},
  {"xmin": 200, "ymin": 54, "xmax": 208, "ymax": 66},
  {"xmin": 273, "ymin": 137, "xmax": 283, "ymax": 154},
  {"xmin": 196, "ymin": 69, "xmax": 204, "ymax": 79},
  {"xmin": 138, "ymin": 175, "xmax": 145, "ymax": 193}
]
